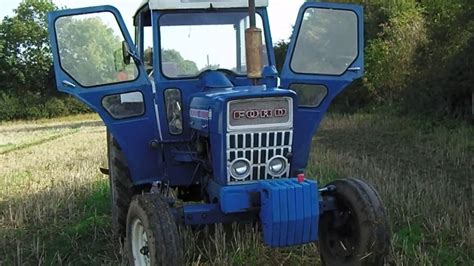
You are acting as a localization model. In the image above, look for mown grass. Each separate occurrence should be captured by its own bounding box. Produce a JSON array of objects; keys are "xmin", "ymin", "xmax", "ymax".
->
[
  {"xmin": 0, "ymin": 114, "xmax": 102, "ymax": 155},
  {"xmin": 0, "ymin": 113, "xmax": 472, "ymax": 265},
  {"xmin": 310, "ymin": 113, "xmax": 473, "ymax": 265}
]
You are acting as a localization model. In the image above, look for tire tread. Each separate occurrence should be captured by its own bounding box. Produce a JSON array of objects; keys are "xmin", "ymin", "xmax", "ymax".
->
[
  {"xmin": 107, "ymin": 131, "xmax": 134, "ymax": 238},
  {"xmin": 319, "ymin": 178, "xmax": 390, "ymax": 266},
  {"xmin": 126, "ymin": 194, "xmax": 183, "ymax": 265}
]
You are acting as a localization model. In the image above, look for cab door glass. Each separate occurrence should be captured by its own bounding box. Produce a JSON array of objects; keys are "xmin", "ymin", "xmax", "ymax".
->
[
  {"xmin": 143, "ymin": 26, "xmax": 154, "ymax": 75},
  {"xmin": 55, "ymin": 12, "xmax": 139, "ymax": 87},
  {"xmin": 290, "ymin": 84, "xmax": 328, "ymax": 107},
  {"xmin": 159, "ymin": 12, "xmax": 269, "ymax": 78},
  {"xmin": 164, "ymin": 89, "xmax": 183, "ymax": 135},
  {"xmin": 291, "ymin": 8, "xmax": 358, "ymax": 76},
  {"xmin": 102, "ymin": 91, "xmax": 145, "ymax": 119}
]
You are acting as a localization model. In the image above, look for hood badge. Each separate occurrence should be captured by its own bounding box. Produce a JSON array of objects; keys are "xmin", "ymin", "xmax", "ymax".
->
[{"xmin": 233, "ymin": 108, "xmax": 287, "ymax": 120}]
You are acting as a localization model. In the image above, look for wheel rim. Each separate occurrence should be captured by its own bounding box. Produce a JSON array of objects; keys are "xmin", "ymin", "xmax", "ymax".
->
[{"xmin": 131, "ymin": 218, "xmax": 150, "ymax": 266}]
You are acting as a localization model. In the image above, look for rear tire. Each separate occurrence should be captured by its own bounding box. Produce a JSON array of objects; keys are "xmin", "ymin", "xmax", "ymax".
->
[
  {"xmin": 126, "ymin": 193, "xmax": 183, "ymax": 266},
  {"xmin": 319, "ymin": 178, "xmax": 390, "ymax": 266},
  {"xmin": 107, "ymin": 131, "xmax": 135, "ymax": 239}
]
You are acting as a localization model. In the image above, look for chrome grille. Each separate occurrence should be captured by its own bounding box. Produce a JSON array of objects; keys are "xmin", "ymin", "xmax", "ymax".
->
[{"xmin": 227, "ymin": 130, "xmax": 293, "ymax": 184}]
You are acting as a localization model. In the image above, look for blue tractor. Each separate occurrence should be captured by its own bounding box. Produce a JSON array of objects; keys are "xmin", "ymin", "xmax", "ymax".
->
[{"xmin": 48, "ymin": 0, "xmax": 390, "ymax": 265}]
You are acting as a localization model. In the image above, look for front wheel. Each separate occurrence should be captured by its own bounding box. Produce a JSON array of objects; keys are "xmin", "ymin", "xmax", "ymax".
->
[
  {"xmin": 126, "ymin": 194, "xmax": 183, "ymax": 266},
  {"xmin": 319, "ymin": 178, "xmax": 390, "ymax": 266}
]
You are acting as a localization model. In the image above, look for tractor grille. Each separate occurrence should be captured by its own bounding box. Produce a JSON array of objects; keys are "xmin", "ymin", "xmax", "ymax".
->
[{"xmin": 226, "ymin": 130, "xmax": 293, "ymax": 184}]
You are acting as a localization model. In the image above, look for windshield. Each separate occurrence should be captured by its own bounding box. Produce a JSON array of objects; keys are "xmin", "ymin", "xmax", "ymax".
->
[{"xmin": 159, "ymin": 11, "xmax": 269, "ymax": 78}]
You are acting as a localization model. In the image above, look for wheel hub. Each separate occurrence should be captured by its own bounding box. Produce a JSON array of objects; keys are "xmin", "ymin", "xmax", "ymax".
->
[
  {"xmin": 140, "ymin": 246, "xmax": 149, "ymax": 256},
  {"xmin": 131, "ymin": 218, "xmax": 151, "ymax": 266}
]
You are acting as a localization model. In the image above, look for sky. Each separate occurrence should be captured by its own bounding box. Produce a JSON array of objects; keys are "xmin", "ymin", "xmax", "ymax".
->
[
  {"xmin": 0, "ymin": 0, "xmax": 304, "ymax": 42},
  {"xmin": 0, "ymin": 0, "xmax": 305, "ymax": 69}
]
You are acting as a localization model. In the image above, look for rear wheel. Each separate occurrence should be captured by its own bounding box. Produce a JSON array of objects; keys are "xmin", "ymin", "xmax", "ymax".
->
[
  {"xmin": 107, "ymin": 131, "xmax": 135, "ymax": 239},
  {"xmin": 319, "ymin": 178, "xmax": 390, "ymax": 266},
  {"xmin": 126, "ymin": 193, "xmax": 183, "ymax": 266}
]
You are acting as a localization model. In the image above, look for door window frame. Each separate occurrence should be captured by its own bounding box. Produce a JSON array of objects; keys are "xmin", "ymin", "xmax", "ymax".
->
[
  {"xmin": 287, "ymin": 6, "xmax": 360, "ymax": 77},
  {"xmin": 52, "ymin": 10, "xmax": 143, "ymax": 88}
]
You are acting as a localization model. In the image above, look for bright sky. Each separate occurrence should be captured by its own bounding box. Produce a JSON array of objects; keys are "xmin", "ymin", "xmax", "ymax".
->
[
  {"xmin": 0, "ymin": 0, "xmax": 303, "ymax": 41},
  {"xmin": 0, "ymin": 0, "xmax": 304, "ymax": 68}
]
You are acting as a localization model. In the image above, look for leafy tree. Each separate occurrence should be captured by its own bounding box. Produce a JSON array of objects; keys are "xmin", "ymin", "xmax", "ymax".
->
[
  {"xmin": 0, "ymin": 0, "xmax": 471, "ymax": 121},
  {"xmin": 55, "ymin": 14, "xmax": 135, "ymax": 86},
  {"xmin": 0, "ymin": 34, "xmax": 4, "ymax": 53},
  {"xmin": 408, "ymin": 0, "xmax": 474, "ymax": 119},
  {"xmin": 161, "ymin": 49, "xmax": 198, "ymax": 76},
  {"xmin": 0, "ymin": 0, "xmax": 57, "ymax": 96},
  {"xmin": 304, "ymin": 0, "xmax": 473, "ymax": 119},
  {"xmin": 144, "ymin": 47, "xmax": 199, "ymax": 76},
  {"xmin": 274, "ymin": 40, "xmax": 288, "ymax": 73},
  {"xmin": 365, "ymin": 5, "xmax": 427, "ymax": 104}
]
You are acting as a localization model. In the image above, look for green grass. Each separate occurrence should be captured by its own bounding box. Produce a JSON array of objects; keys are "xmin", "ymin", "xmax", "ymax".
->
[
  {"xmin": 309, "ymin": 113, "xmax": 473, "ymax": 265},
  {"xmin": 10, "ymin": 181, "xmax": 115, "ymax": 265},
  {"xmin": 0, "ymin": 113, "xmax": 472, "ymax": 265}
]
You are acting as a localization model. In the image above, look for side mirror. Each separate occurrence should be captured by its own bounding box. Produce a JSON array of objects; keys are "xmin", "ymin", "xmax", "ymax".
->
[
  {"xmin": 122, "ymin": 41, "xmax": 131, "ymax": 65},
  {"xmin": 114, "ymin": 41, "xmax": 133, "ymax": 71}
]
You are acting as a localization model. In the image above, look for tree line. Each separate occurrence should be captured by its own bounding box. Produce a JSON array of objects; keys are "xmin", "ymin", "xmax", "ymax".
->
[
  {"xmin": 1, "ymin": 0, "xmax": 472, "ymax": 121},
  {"xmin": 0, "ymin": 0, "xmax": 84, "ymax": 120},
  {"xmin": 302, "ymin": 0, "xmax": 472, "ymax": 121}
]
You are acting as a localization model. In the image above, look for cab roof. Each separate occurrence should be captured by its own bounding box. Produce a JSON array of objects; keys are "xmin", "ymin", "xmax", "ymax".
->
[{"xmin": 139, "ymin": 0, "xmax": 268, "ymax": 10}]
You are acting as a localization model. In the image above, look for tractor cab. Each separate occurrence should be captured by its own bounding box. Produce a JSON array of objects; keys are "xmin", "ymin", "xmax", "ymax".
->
[
  {"xmin": 135, "ymin": 0, "xmax": 273, "ymax": 82},
  {"xmin": 48, "ymin": 1, "xmax": 390, "ymax": 265}
]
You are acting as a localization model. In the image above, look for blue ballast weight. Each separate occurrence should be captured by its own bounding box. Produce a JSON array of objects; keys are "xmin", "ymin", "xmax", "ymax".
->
[{"xmin": 259, "ymin": 178, "xmax": 319, "ymax": 247}]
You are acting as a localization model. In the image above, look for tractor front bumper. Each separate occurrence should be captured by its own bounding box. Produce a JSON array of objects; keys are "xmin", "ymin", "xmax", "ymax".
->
[{"xmin": 178, "ymin": 178, "xmax": 320, "ymax": 247}]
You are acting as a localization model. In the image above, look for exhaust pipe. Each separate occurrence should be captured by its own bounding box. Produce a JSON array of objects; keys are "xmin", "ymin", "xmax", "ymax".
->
[{"xmin": 245, "ymin": 0, "xmax": 263, "ymax": 83}]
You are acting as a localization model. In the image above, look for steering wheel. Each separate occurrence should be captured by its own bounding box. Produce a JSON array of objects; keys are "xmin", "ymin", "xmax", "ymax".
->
[
  {"xmin": 198, "ymin": 69, "xmax": 237, "ymax": 86},
  {"xmin": 215, "ymin": 69, "xmax": 237, "ymax": 79}
]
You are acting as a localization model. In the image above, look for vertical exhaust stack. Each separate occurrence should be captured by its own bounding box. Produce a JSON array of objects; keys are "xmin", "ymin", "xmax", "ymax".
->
[{"xmin": 245, "ymin": 0, "xmax": 263, "ymax": 84}]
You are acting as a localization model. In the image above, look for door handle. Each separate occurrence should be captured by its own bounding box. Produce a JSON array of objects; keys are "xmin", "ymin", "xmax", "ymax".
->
[
  {"xmin": 348, "ymin": 67, "xmax": 361, "ymax": 71},
  {"xmin": 62, "ymin": 80, "xmax": 76, "ymax": 88}
]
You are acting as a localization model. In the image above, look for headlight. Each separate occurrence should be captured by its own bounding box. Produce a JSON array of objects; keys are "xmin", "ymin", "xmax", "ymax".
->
[
  {"xmin": 267, "ymin": 156, "xmax": 288, "ymax": 177},
  {"xmin": 230, "ymin": 159, "xmax": 251, "ymax": 180}
]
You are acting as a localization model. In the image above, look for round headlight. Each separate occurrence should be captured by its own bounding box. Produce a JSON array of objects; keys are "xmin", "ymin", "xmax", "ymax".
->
[
  {"xmin": 268, "ymin": 156, "xmax": 287, "ymax": 177},
  {"xmin": 230, "ymin": 159, "xmax": 251, "ymax": 180}
]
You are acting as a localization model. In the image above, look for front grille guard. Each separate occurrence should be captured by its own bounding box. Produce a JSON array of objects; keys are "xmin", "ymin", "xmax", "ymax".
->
[{"xmin": 226, "ymin": 130, "xmax": 293, "ymax": 184}]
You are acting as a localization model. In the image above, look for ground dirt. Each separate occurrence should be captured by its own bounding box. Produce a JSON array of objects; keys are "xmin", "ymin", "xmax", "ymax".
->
[{"xmin": 0, "ymin": 113, "xmax": 472, "ymax": 265}]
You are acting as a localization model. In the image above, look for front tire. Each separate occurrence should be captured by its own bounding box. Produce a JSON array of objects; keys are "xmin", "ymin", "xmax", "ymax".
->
[
  {"xmin": 126, "ymin": 194, "xmax": 183, "ymax": 266},
  {"xmin": 319, "ymin": 178, "xmax": 390, "ymax": 266}
]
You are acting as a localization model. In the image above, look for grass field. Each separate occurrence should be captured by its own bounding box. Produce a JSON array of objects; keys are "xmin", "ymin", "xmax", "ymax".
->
[{"xmin": 0, "ymin": 113, "xmax": 472, "ymax": 265}]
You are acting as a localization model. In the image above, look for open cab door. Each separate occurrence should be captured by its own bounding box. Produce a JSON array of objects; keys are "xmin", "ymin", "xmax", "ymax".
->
[
  {"xmin": 48, "ymin": 6, "xmax": 161, "ymax": 184},
  {"xmin": 280, "ymin": 3, "xmax": 364, "ymax": 171}
]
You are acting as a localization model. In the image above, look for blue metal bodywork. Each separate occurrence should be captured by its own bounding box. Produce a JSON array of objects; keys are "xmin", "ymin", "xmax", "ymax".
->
[
  {"xmin": 189, "ymin": 78, "xmax": 297, "ymax": 185},
  {"xmin": 48, "ymin": 2, "xmax": 364, "ymax": 247},
  {"xmin": 280, "ymin": 3, "xmax": 364, "ymax": 172}
]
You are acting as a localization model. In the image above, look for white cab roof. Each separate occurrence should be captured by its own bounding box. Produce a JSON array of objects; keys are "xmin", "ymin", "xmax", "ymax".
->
[{"xmin": 140, "ymin": 0, "xmax": 268, "ymax": 10}]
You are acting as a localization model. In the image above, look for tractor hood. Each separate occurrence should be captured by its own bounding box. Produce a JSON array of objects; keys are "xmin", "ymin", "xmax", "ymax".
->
[{"xmin": 189, "ymin": 72, "xmax": 296, "ymax": 135}]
